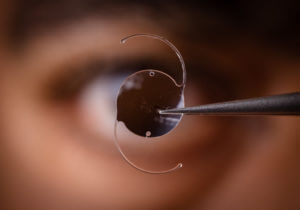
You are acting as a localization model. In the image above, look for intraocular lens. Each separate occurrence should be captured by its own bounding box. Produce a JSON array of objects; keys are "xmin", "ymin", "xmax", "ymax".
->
[
  {"xmin": 114, "ymin": 34, "xmax": 186, "ymax": 174},
  {"xmin": 117, "ymin": 70, "xmax": 183, "ymax": 137}
]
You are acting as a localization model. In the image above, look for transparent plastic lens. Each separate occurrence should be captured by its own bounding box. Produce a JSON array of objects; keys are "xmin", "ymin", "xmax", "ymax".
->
[
  {"xmin": 114, "ymin": 34, "xmax": 186, "ymax": 174},
  {"xmin": 117, "ymin": 70, "xmax": 183, "ymax": 137}
]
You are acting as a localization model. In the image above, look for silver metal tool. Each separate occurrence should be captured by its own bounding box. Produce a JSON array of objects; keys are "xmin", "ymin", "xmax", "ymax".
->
[{"xmin": 159, "ymin": 92, "xmax": 300, "ymax": 116}]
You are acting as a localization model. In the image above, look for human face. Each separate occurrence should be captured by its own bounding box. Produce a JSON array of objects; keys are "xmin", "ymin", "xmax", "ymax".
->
[{"xmin": 0, "ymin": 4, "xmax": 299, "ymax": 210}]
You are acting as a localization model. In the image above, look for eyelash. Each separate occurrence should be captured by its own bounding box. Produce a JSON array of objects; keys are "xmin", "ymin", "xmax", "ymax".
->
[
  {"xmin": 45, "ymin": 59, "xmax": 170, "ymax": 101},
  {"xmin": 46, "ymin": 59, "xmax": 236, "ymax": 107}
]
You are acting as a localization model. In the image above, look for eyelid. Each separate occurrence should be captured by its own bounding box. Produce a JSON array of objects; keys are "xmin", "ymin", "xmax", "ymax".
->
[
  {"xmin": 44, "ymin": 56, "xmax": 179, "ymax": 101},
  {"xmin": 44, "ymin": 54, "xmax": 238, "ymax": 104}
]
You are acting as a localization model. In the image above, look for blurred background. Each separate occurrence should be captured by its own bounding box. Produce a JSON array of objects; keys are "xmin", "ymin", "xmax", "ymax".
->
[{"xmin": 0, "ymin": 0, "xmax": 299, "ymax": 209}]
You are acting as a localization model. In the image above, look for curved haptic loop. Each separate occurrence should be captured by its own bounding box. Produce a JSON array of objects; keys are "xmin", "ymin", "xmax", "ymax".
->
[
  {"xmin": 114, "ymin": 121, "xmax": 182, "ymax": 174},
  {"xmin": 121, "ymin": 33, "xmax": 186, "ymax": 87},
  {"xmin": 114, "ymin": 34, "xmax": 186, "ymax": 174}
]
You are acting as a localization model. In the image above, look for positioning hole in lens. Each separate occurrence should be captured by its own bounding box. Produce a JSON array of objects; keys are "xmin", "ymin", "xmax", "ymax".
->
[
  {"xmin": 149, "ymin": 71, "xmax": 155, "ymax": 77},
  {"xmin": 145, "ymin": 131, "xmax": 151, "ymax": 137}
]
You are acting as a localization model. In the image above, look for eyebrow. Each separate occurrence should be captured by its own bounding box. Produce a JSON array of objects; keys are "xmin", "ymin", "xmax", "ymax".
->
[
  {"xmin": 15, "ymin": 17, "xmax": 175, "ymax": 81},
  {"xmin": 10, "ymin": 1, "xmax": 203, "ymax": 44},
  {"xmin": 13, "ymin": 18, "xmax": 243, "ymax": 102}
]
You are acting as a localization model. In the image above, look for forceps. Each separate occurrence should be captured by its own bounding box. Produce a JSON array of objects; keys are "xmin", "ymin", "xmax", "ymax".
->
[{"xmin": 160, "ymin": 92, "xmax": 300, "ymax": 116}]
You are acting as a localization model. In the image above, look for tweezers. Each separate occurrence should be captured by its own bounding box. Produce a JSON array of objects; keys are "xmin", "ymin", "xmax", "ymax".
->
[{"xmin": 159, "ymin": 92, "xmax": 300, "ymax": 116}]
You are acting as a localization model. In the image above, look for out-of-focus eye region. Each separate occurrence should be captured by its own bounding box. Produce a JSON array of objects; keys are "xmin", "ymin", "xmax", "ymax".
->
[
  {"xmin": 114, "ymin": 34, "xmax": 186, "ymax": 174},
  {"xmin": 117, "ymin": 70, "xmax": 183, "ymax": 137},
  {"xmin": 43, "ymin": 33, "xmax": 241, "ymax": 175}
]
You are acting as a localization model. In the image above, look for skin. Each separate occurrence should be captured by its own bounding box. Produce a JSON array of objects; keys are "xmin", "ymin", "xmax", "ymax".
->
[{"xmin": 0, "ymin": 4, "xmax": 299, "ymax": 210}]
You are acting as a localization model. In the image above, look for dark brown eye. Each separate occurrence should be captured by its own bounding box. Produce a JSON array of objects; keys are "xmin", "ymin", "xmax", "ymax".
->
[{"xmin": 116, "ymin": 69, "xmax": 183, "ymax": 137}]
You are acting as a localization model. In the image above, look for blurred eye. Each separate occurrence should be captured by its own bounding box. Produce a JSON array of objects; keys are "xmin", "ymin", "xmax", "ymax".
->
[
  {"xmin": 44, "ymin": 54, "xmax": 239, "ymax": 149},
  {"xmin": 45, "ymin": 58, "xmax": 187, "ymax": 139},
  {"xmin": 41, "ymin": 52, "xmax": 250, "ymax": 173}
]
